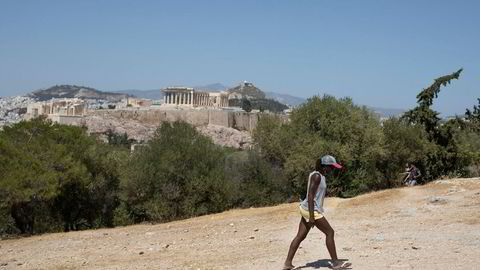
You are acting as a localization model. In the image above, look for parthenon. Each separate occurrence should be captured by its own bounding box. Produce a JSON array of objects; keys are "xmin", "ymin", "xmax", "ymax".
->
[{"xmin": 163, "ymin": 87, "xmax": 229, "ymax": 108}]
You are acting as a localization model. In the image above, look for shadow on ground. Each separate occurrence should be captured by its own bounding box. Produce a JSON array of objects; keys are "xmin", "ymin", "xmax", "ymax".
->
[{"xmin": 295, "ymin": 259, "xmax": 351, "ymax": 269}]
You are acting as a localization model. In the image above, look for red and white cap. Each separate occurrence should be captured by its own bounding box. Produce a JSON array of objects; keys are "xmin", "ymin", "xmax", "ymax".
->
[{"xmin": 321, "ymin": 155, "xmax": 342, "ymax": 169}]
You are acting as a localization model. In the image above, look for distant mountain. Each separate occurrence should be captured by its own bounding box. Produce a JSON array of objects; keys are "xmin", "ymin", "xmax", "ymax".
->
[
  {"xmin": 113, "ymin": 83, "xmax": 229, "ymax": 99},
  {"xmin": 193, "ymin": 83, "xmax": 229, "ymax": 92},
  {"xmin": 30, "ymin": 85, "xmax": 127, "ymax": 101},
  {"xmin": 264, "ymin": 94, "xmax": 405, "ymax": 117},
  {"xmin": 265, "ymin": 92, "xmax": 305, "ymax": 107},
  {"xmin": 114, "ymin": 89, "xmax": 163, "ymax": 100},
  {"xmin": 367, "ymin": 106, "xmax": 406, "ymax": 118}
]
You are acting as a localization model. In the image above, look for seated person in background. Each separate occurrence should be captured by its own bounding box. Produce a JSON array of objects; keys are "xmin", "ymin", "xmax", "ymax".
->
[{"xmin": 404, "ymin": 163, "xmax": 421, "ymax": 186}]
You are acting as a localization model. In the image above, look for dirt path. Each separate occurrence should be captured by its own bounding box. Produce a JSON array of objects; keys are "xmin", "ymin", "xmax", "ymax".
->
[{"xmin": 1, "ymin": 178, "xmax": 479, "ymax": 270}]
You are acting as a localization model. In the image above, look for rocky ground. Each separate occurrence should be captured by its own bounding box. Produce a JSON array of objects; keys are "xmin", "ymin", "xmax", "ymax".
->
[{"xmin": 1, "ymin": 178, "xmax": 479, "ymax": 270}]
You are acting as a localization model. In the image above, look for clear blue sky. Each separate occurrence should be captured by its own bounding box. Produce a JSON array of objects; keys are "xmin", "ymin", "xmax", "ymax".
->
[{"xmin": 1, "ymin": 0, "xmax": 479, "ymax": 116}]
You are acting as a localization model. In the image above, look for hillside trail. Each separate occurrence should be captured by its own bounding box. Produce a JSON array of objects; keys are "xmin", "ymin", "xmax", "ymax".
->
[{"xmin": 1, "ymin": 178, "xmax": 479, "ymax": 270}]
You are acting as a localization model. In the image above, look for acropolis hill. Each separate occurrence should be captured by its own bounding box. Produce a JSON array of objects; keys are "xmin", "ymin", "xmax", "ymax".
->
[
  {"xmin": 1, "ymin": 82, "xmax": 290, "ymax": 149},
  {"xmin": 1, "ymin": 83, "xmax": 404, "ymax": 147}
]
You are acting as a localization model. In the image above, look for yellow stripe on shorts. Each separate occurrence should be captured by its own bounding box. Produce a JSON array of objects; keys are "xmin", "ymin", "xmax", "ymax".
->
[{"xmin": 299, "ymin": 205, "xmax": 324, "ymax": 220}]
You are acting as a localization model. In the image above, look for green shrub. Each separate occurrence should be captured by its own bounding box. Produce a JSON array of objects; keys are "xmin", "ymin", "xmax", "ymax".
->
[
  {"xmin": 113, "ymin": 203, "xmax": 135, "ymax": 226},
  {"xmin": 0, "ymin": 207, "xmax": 19, "ymax": 236},
  {"xmin": 454, "ymin": 129, "xmax": 480, "ymax": 177},
  {"xmin": 379, "ymin": 118, "xmax": 435, "ymax": 186},
  {"xmin": 224, "ymin": 150, "xmax": 288, "ymax": 207},
  {"xmin": 254, "ymin": 95, "xmax": 385, "ymax": 197},
  {"xmin": 0, "ymin": 118, "xmax": 124, "ymax": 234},
  {"xmin": 119, "ymin": 121, "xmax": 232, "ymax": 223}
]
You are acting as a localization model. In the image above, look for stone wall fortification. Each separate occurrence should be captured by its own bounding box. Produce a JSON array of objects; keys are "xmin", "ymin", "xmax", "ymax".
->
[{"xmin": 88, "ymin": 109, "xmax": 282, "ymax": 132}]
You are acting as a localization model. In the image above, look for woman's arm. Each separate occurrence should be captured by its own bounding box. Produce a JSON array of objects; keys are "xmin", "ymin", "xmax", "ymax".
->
[{"xmin": 307, "ymin": 173, "xmax": 321, "ymax": 226}]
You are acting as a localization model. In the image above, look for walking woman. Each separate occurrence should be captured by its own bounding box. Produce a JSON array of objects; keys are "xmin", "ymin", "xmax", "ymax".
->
[{"xmin": 283, "ymin": 155, "xmax": 351, "ymax": 270}]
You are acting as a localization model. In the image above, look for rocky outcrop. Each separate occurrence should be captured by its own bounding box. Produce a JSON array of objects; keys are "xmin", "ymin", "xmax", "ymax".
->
[
  {"xmin": 83, "ymin": 115, "xmax": 253, "ymax": 149},
  {"xmin": 83, "ymin": 115, "xmax": 157, "ymax": 143},
  {"xmin": 197, "ymin": 124, "xmax": 252, "ymax": 149}
]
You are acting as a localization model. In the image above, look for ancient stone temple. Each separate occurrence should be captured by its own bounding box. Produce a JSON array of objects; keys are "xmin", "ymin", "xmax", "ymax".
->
[
  {"xmin": 25, "ymin": 98, "xmax": 87, "ymax": 119},
  {"xmin": 163, "ymin": 87, "xmax": 228, "ymax": 108}
]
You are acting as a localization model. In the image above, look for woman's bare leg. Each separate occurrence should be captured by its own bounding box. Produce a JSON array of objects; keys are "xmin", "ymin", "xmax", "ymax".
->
[
  {"xmin": 315, "ymin": 217, "xmax": 351, "ymax": 268},
  {"xmin": 314, "ymin": 217, "xmax": 337, "ymax": 260},
  {"xmin": 283, "ymin": 217, "xmax": 311, "ymax": 269}
]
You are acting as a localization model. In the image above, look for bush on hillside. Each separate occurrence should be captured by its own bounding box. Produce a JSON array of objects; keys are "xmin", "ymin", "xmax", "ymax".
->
[
  {"xmin": 400, "ymin": 69, "xmax": 477, "ymax": 181},
  {"xmin": 118, "ymin": 121, "xmax": 233, "ymax": 223},
  {"xmin": 252, "ymin": 114, "xmax": 293, "ymax": 166},
  {"xmin": 254, "ymin": 95, "xmax": 385, "ymax": 197},
  {"xmin": 224, "ymin": 150, "xmax": 288, "ymax": 207},
  {"xmin": 379, "ymin": 118, "xmax": 435, "ymax": 186},
  {"xmin": 0, "ymin": 118, "xmax": 125, "ymax": 234}
]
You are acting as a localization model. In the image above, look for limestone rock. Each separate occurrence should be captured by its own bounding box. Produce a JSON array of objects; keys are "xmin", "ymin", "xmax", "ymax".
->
[{"xmin": 196, "ymin": 124, "xmax": 252, "ymax": 149}]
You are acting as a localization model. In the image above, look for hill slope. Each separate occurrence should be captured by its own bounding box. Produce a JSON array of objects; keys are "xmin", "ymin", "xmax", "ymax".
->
[
  {"xmin": 193, "ymin": 83, "xmax": 229, "ymax": 92},
  {"xmin": 114, "ymin": 89, "xmax": 163, "ymax": 100},
  {"xmin": 1, "ymin": 178, "xmax": 479, "ymax": 269},
  {"xmin": 265, "ymin": 92, "xmax": 306, "ymax": 107},
  {"xmin": 228, "ymin": 82, "xmax": 266, "ymax": 99},
  {"xmin": 30, "ymin": 85, "xmax": 127, "ymax": 101}
]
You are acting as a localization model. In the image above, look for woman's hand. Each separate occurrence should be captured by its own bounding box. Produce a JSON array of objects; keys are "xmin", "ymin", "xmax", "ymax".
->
[{"xmin": 308, "ymin": 218, "xmax": 315, "ymax": 228}]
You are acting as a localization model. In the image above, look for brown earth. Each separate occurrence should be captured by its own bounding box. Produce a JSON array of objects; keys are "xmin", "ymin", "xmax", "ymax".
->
[{"xmin": 1, "ymin": 178, "xmax": 479, "ymax": 270}]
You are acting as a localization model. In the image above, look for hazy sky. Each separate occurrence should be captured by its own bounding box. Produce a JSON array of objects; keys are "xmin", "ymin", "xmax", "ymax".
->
[{"xmin": 1, "ymin": 0, "xmax": 479, "ymax": 116}]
